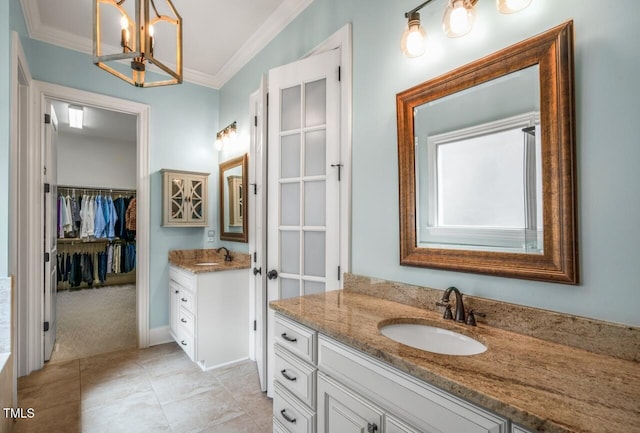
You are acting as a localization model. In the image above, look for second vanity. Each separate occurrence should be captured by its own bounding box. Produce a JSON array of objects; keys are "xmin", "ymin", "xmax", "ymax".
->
[
  {"xmin": 270, "ymin": 275, "xmax": 640, "ymax": 433},
  {"xmin": 168, "ymin": 248, "xmax": 250, "ymax": 370}
]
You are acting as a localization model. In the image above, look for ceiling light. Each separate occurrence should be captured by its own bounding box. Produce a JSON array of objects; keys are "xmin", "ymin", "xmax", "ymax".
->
[
  {"xmin": 94, "ymin": 0, "xmax": 182, "ymax": 88},
  {"xmin": 497, "ymin": 0, "xmax": 532, "ymax": 14},
  {"xmin": 68, "ymin": 105, "xmax": 84, "ymax": 129}
]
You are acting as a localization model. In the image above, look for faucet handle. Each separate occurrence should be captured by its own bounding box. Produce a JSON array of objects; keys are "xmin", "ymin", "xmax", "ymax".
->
[{"xmin": 465, "ymin": 310, "xmax": 486, "ymax": 326}]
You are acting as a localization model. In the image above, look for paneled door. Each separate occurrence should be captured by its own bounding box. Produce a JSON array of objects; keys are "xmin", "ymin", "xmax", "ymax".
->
[
  {"xmin": 43, "ymin": 102, "xmax": 58, "ymax": 361},
  {"xmin": 266, "ymin": 48, "xmax": 342, "ymax": 396}
]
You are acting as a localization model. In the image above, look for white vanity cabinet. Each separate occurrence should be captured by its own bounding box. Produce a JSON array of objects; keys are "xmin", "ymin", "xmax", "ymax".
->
[
  {"xmin": 169, "ymin": 265, "xmax": 249, "ymax": 370},
  {"xmin": 273, "ymin": 314, "xmax": 318, "ymax": 433}
]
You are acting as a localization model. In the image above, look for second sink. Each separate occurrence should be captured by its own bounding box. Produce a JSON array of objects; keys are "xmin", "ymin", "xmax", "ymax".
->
[{"xmin": 379, "ymin": 320, "xmax": 487, "ymax": 356}]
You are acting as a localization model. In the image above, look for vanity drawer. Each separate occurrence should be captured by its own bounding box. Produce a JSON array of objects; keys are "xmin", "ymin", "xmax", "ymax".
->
[
  {"xmin": 273, "ymin": 382, "xmax": 316, "ymax": 433},
  {"xmin": 178, "ymin": 307, "xmax": 195, "ymax": 335},
  {"xmin": 273, "ymin": 418, "xmax": 290, "ymax": 433},
  {"xmin": 275, "ymin": 344, "xmax": 317, "ymax": 408},
  {"xmin": 176, "ymin": 326, "xmax": 194, "ymax": 361},
  {"xmin": 275, "ymin": 314, "xmax": 317, "ymax": 364},
  {"xmin": 169, "ymin": 265, "xmax": 194, "ymax": 291},
  {"xmin": 177, "ymin": 287, "xmax": 195, "ymax": 314}
]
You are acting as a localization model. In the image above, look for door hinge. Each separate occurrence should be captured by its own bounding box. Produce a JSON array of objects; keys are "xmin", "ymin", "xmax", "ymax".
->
[
  {"xmin": 338, "ymin": 266, "xmax": 341, "ymax": 281},
  {"xmin": 253, "ymin": 320, "xmax": 257, "ymax": 331},
  {"xmin": 44, "ymin": 113, "xmax": 51, "ymax": 124},
  {"xmin": 254, "ymin": 115, "xmax": 258, "ymax": 127},
  {"xmin": 331, "ymin": 164, "xmax": 343, "ymax": 181},
  {"xmin": 250, "ymin": 183, "xmax": 257, "ymax": 195},
  {"xmin": 44, "ymin": 183, "xmax": 50, "ymax": 193},
  {"xmin": 43, "ymin": 321, "xmax": 49, "ymax": 332},
  {"xmin": 338, "ymin": 66, "xmax": 341, "ymax": 82},
  {"xmin": 44, "ymin": 252, "xmax": 50, "ymax": 263}
]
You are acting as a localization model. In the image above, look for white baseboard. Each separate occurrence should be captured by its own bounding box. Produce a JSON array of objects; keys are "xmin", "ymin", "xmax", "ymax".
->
[
  {"xmin": 200, "ymin": 356, "xmax": 250, "ymax": 372},
  {"xmin": 149, "ymin": 326, "xmax": 173, "ymax": 346}
]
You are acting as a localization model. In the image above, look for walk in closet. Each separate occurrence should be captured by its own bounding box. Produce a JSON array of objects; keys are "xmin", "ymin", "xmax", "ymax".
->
[{"xmin": 56, "ymin": 185, "xmax": 137, "ymax": 290}]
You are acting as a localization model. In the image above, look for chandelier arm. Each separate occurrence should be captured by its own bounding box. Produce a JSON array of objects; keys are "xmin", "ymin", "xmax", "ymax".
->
[{"xmin": 149, "ymin": 0, "xmax": 161, "ymax": 18}]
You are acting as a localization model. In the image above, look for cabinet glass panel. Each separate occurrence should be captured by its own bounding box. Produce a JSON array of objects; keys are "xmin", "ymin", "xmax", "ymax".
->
[
  {"xmin": 305, "ymin": 130, "xmax": 326, "ymax": 176},
  {"xmin": 305, "ymin": 79, "xmax": 326, "ymax": 127},
  {"xmin": 281, "ymin": 183, "xmax": 300, "ymax": 226},
  {"xmin": 281, "ymin": 231, "xmax": 300, "ymax": 275},
  {"xmin": 304, "ymin": 181, "xmax": 325, "ymax": 226},
  {"xmin": 281, "ymin": 134, "xmax": 301, "ymax": 179},
  {"xmin": 281, "ymin": 85, "xmax": 301, "ymax": 132},
  {"xmin": 170, "ymin": 177, "xmax": 185, "ymax": 219},
  {"xmin": 304, "ymin": 231, "xmax": 325, "ymax": 277}
]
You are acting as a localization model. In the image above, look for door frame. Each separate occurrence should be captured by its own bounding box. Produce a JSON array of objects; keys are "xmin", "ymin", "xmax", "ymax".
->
[{"xmin": 19, "ymin": 80, "xmax": 151, "ymax": 375}]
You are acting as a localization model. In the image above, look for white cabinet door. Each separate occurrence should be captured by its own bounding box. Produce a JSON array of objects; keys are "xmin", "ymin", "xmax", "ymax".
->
[{"xmin": 317, "ymin": 372, "xmax": 383, "ymax": 433}]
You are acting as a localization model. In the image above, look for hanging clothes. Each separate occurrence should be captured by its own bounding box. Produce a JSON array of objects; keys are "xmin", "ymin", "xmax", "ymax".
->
[{"xmin": 125, "ymin": 198, "xmax": 137, "ymax": 231}]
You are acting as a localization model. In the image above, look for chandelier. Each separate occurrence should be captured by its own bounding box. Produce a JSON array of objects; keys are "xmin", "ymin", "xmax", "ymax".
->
[{"xmin": 94, "ymin": 0, "xmax": 183, "ymax": 87}]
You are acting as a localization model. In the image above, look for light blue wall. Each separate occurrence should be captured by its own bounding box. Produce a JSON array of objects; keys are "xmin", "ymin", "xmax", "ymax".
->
[
  {"xmin": 0, "ymin": 0, "xmax": 11, "ymax": 276},
  {"xmin": 9, "ymin": 0, "xmax": 220, "ymax": 327},
  {"xmin": 220, "ymin": 0, "xmax": 640, "ymax": 326}
]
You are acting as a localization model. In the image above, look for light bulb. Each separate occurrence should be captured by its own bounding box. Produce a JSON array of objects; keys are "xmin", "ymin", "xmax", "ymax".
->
[
  {"xmin": 148, "ymin": 25, "xmax": 155, "ymax": 37},
  {"xmin": 215, "ymin": 138, "xmax": 223, "ymax": 151},
  {"xmin": 497, "ymin": 0, "xmax": 532, "ymax": 14},
  {"xmin": 401, "ymin": 13, "xmax": 427, "ymax": 58},
  {"xmin": 120, "ymin": 16, "xmax": 128, "ymax": 30},
  {"xmin": 120, "ymin": 16, "xmax": 130, "ymax": 48},
  {"xmin": 443, "ymin": 0, "xmax": 476, "ymax": 38}
]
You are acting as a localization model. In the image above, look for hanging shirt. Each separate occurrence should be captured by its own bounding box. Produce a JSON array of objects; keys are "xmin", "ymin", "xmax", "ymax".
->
[
  {"xmin": 94, "ymin": 195, "xmax": 107, "ymax": 238},
  {"xmin": 58, "ymin": 195, "xmax": 67, "ymax": 238},
  {"xmin": 63, "ymin": 195, "xmax": 73, "ymax": 234},
  {"xmin": 80, "ymin": 194, "xmax": 95, "ymax": 239},
  {"xmin": 125, "ymin": 198, "xmax": 137, "ymax": 231},
  {"xmin": 107, "ymin": 196, "xmax": 118, "ymax": 240}
]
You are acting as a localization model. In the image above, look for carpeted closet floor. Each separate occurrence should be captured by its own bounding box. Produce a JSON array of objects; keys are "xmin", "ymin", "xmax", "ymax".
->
[{"xmin": 50, "ymin": 284, "xmax": 137, "ymax": 363}]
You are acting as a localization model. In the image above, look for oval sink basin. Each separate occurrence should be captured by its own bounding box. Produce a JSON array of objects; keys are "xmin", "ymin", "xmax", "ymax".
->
[
  {"xmin": 379, "ymin": 322, "xmax": 487, "ymax": 356},
  {"xmin": 194, "ymin": 262, "xmax": 219, "ymax": 266}
]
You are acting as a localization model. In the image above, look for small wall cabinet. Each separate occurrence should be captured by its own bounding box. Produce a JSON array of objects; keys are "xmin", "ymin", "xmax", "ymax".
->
[{"xmin": 162, "ymin": 169, "xmax": 209, "ymax": 227}]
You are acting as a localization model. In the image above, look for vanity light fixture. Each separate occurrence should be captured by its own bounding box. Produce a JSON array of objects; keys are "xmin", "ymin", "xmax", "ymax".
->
[
  {"xmin": 443, "ymin": 0, "xmax": 478, "ymax": 38},
  {"xmin": 94, "ymin": 0, "xmax": 182, "ymax": 87},
  {"xmin": 402, "ymin": 0, "xmax": 533, "ymax": 57},
  {"xmin": 68, "ymin": 105, "xmax": 84, "ymax": 129},
  {"xmin": 215, "ymin": 121, "xmax": 237, "ymax": 152}
]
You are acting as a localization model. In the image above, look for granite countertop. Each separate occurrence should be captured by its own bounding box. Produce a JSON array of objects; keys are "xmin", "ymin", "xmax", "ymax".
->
[
  {"xmin": 168, "ymin": 248, "xmax": 250, "ymax": 273},
  {"xmin": 270, "ymin": 290, "xmax": 640, "ymax": 433}
]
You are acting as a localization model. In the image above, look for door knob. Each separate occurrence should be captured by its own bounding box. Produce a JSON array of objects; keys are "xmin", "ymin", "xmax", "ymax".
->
[
  {"xmin": 267, "ymin": 269, "xmax": 278, "ymax": 280},
  {"xmin": 253, "ymin": 267, "xmax": 262, "ymax": 276}
]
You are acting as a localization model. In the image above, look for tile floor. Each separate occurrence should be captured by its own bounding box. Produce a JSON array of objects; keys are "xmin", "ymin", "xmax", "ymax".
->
[{"xmin": 14, "ymin": 342, "xmax": 273, "ymax": 433}]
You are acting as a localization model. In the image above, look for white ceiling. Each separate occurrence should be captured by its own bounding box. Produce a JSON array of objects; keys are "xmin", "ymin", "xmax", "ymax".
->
[
  {"xmin": 21, "ymin": 0, "xmax": 314, "ymax": 89},
  {"xmin": 51, "ymin": 100, "xmax": 137, "ymax": 143}
]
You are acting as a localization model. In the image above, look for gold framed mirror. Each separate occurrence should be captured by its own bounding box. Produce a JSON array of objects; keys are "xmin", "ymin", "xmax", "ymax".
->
[
  {"xmin": 219, "ymin": 154, "xmax": 248, "ymax": 242},
  {"xmin": 396, "ymin": 21, "xmax": 578, "ymax": 284}
]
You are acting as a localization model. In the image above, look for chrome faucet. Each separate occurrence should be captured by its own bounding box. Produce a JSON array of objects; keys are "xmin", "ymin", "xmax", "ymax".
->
[
  {"xmin": 216, "ymin": 247, "xmax": 233, "ymax": 262},
  {"xmin": 437, "ymin": 286, "xmax": 465, "ymax": 323}
]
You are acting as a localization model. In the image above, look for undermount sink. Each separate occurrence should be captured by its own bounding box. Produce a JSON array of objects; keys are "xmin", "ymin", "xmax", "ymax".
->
[
  {"xmin": 194, "ymin": 262, "xmax": 219, "ymax": 266},
  {"xmin": 379, "ymin": 321, "xmax": 487, "ymax": 356}
]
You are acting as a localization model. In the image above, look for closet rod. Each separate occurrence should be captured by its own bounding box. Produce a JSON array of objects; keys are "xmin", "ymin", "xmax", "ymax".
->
[{"xmin": 57, "ymin": 184, "xmax": 136, "ymax": 194}]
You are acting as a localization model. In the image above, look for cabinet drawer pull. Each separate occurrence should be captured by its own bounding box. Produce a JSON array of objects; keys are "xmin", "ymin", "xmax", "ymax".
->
[
  {"xmin": 180, "ymin": 318, "xmax": 187, "ymax": 323},
  {"xmin": 181, "ymin": 297, "xmax": 188, "ymax": 302},
  {"xmin": 281, "ymin": 332, "xmax": 297, "ymax": 343},
  {"xmin": 280, "ymin": 409, "xmax": 296, "ymax": 424},
  {"xmin": 180, "ymin": 340, "xmax": 187, "ymax": 346},
  {"xmin": 367, "ymin": 422, "xmax": 378, "ymax": 433},
  {"xmin": 280, "ymin": 369, "xmax": 297, "ymax": 382}
]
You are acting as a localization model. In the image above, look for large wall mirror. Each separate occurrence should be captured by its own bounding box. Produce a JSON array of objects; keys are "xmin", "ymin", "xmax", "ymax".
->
[
  {"xmin": 219, "ymin": 154, "xmax": 248, "ymax": 242},
  {"xmin": 397, "ymin": 21, "xmax": 578, "ymax": 284}
]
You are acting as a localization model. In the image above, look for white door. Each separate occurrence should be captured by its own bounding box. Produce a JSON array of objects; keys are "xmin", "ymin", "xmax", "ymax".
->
[
  {"xmin": 266, "ymin": 48, "xmax": 342, "ymax": 396},
  {"xmin": 249, "ymin": 77, "xmax": 268, "ymax": 391},
  {"xmin": 43, "ymin": 102, "xmax": 58, "ymax": 361}
]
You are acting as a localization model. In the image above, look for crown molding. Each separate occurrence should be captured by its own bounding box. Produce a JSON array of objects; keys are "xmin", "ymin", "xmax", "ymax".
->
[
  {"xmin": 19, "ymin": 0, "xmax": 315, "ymax": 89},
  {"xmin": 214, "ymin": 0, "xmax": 315, "ymax": 88}
]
